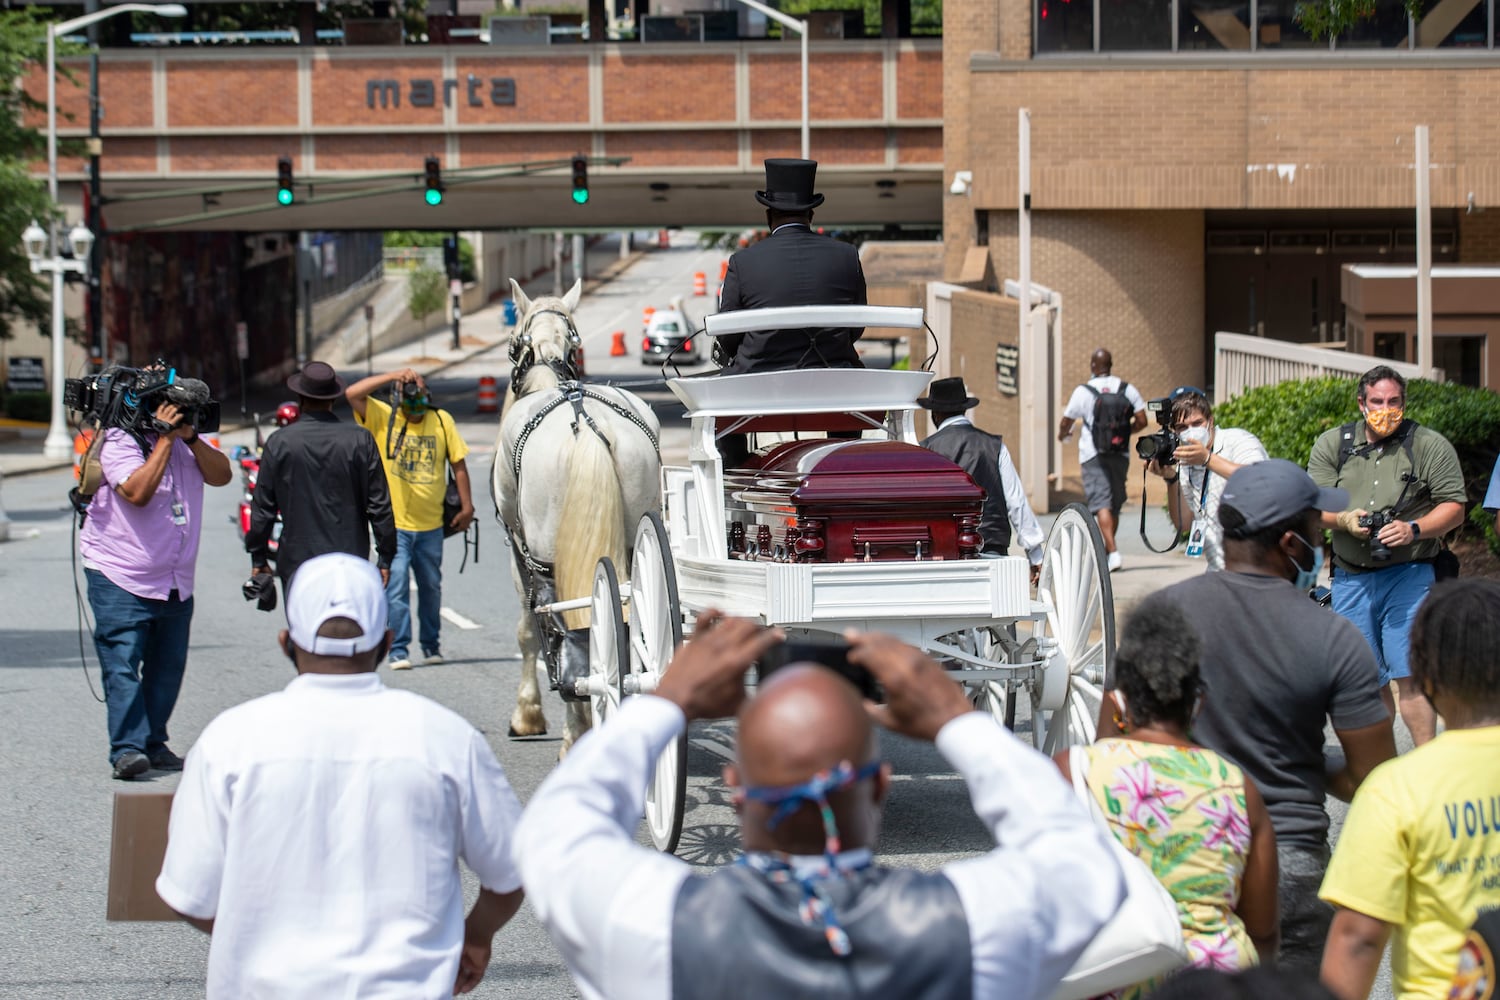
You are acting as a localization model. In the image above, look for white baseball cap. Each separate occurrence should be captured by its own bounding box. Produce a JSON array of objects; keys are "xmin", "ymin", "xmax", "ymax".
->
[{"xmin": 286, "ymin": 553, "xmax": 388, "ymax": 656}]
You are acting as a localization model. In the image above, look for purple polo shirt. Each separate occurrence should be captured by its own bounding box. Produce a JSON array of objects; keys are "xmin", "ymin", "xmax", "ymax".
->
[{"xmin": 79, "ymin": 428, "xmax": 210, "ymax": 600}]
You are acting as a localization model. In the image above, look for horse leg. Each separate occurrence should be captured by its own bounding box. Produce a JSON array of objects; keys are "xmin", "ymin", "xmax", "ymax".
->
[
  {"xmin": 509, "ymin": 611, "xmax": 548, "ymax": 738},
  {"xmin": 560, "ymin": 700, "xmax": 593, "ymax": 760}
]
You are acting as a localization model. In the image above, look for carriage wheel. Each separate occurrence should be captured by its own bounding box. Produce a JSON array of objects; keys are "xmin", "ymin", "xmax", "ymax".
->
[
  {"xmin": 629, "ymin": 511, "xmax": 687, "ymax": 854},
  {"xmin": 587, "ymin": 557, "xmax": 628, "ymax": 724},
  {"xmin": 961, "ymin": 627, "xmax": 1019, "ymax": 730},
  {"xmin": 1030, "ymin": 503, "xmax": 1115, "ymax": 755}
]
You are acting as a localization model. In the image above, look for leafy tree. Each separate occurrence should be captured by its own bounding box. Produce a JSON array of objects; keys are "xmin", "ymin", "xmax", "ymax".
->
[
  {"xmin": 0, "ymin": 9, "xmax": 61, "ymax": 344},
  {"xmin": 1294, "ymin": 0, "xmax": 1421, "ymax": 39},
  {"xmin": 406, "ymin": 266, "xmax": 446, "ymax": 354}
]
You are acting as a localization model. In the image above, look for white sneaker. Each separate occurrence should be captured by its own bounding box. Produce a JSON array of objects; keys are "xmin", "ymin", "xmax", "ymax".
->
[
  {"xmin": 423, "ymin": 653, "xmax": 444, "ymax": 665},
  {"xmin": 1107, "ymin": 551, "xmax": 1123, "ymax": 573},
  {"xmin": 389, "ymin": 657, "xmax": 413, "ymax": 670}
]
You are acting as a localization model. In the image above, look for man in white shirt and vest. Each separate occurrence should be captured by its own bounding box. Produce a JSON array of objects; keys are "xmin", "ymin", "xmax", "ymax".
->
[
  {"xmin": 515, "ymin": 612, "xmax": 1124, "ymax": 1000},
  {"xmin": 157, "ymin": 552, "xmax": 525, "ymax": 998}
]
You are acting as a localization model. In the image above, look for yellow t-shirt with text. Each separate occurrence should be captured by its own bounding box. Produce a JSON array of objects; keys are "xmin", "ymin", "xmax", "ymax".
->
[
  {"xmin": 355, "ymin": 396, "xmax": 469, "ymax": 532},
  {"xmin": 1321, "ymin": 727, "xmax": 1500, "ymax": 1000}
]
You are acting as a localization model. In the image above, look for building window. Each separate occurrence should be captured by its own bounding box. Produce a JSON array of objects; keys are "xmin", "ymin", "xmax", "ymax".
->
[
  {"xmin": 1179, "ymin": 0, "xmax": 1253, "ymax": 49},
  {"xmin": 1255, "ymin": 0, "xmax": 1323, "ymax": 46},
  {"xmin": 1037, "ymin": 0, "xmax": 1095, "ymax": 51},
  {"xmin": 1339, "ymin": 0, "xmax": 1412, "ymax": 47},
  {"xmin": 1100, "ymin": 0, "xmax": 1173, "ymax": 48},
  {"xmin": 1419, "ymin": 0, "xmax": 1489, "ymax": 46}
]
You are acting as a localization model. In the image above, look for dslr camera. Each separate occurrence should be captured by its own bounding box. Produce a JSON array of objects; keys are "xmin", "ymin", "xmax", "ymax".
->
[
  {"xmin": 1358, "ymin": 509, "xmax": 1394, "ymax": 561},
  {"xmin": 65, "ymin": 362, "xmax": 221, "ymax": 436},
  {"xmin": 1134, "ymin": 397, "xmax": 1179, "ymax": 466}
]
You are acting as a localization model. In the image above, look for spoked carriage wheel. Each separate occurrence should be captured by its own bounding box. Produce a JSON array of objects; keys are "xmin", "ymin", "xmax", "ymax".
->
[
  {"xmin": 587, "ymin": 557, "xmax": 628, "ymax": 725},
  {"xmin": 961, "ymin": 627, "xmax": 1019, "ymax": 730},
  {"xmin": 1030, "ymin": 503, "xmax": 1115, "ymax": 755},
  {"xmin": 628, "ymin": 511, "xmax": 687, "ymax": 854}
]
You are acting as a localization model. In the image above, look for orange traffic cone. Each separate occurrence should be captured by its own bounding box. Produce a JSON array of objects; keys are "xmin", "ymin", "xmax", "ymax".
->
[
  {"xmin": 642, "ymin": 305, "xmax": 656, "ymax": 329},
  {"xmin": 693, "ymin": 272, "xmax": 707, "ymax": 296},
  {"xmin": 610, "ymin": 331, "xmax": 627, "ymax": 357},
  {"xmin": 476, "ymin": 376, "xmax": 499, "ymax": 414},
  {"xmin": 719, "ymin": 259, "xmax": 729, "ymax": 281},
  {"xmin": 658, "ymin": 229, "xmax": 670, "ymax": 249}
]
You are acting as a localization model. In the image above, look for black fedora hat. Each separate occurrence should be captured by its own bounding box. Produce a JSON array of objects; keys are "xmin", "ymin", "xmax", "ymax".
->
[
  {"xmin": 755, "ymin": 158, "xmax": 825, "ymax": 212},
  {"xmin": 917, "ymin": 377, "xmax": 979, "ymax": 411},
  {"xmin": 286, "ymin": 361, "xmax": 345, "ymax": 400}
]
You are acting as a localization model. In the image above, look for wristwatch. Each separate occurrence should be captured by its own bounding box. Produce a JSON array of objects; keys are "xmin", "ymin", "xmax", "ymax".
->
[{"xmin": 1409, "ymin": 520, "xmax": 1421, "ymax": 539}]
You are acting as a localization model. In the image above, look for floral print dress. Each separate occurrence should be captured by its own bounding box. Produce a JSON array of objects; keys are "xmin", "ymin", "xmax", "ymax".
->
[{"xmin": 1082, "ymin": 738, "xmax": 1259, "ymax": 998}]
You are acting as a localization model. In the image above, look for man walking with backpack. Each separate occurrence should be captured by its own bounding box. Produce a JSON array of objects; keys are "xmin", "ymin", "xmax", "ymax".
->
[{"xmin": 1058, "ymin": 348, "xmax": 1147, "ymax": 571}]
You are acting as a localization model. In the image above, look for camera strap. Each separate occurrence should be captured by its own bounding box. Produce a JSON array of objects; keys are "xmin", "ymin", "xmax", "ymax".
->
[{"xmin": 1139, "ymin": 465, "xmax": 1184, "ymax": 554}]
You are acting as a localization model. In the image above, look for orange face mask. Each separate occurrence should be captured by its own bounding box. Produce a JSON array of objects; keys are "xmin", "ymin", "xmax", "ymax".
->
[{"xmin": 1364, "ymin": 406, "xmax": 1405, "ymax": 438}]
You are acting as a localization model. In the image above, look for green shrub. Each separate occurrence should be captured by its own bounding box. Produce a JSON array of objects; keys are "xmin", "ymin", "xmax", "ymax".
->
[
  {"xmin": 3, "ymin": 391, "xmax": 50, "ymax": 423},
  {"xmin": 1216, "ymin": 376, "xmax": 1500, "ymax": 550}
]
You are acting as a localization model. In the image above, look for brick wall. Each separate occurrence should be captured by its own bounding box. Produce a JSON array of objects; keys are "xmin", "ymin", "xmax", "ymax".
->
[
  {"xmin": 168, "ymin": 59, "xmax": 296, "ymax": 128},
  {"xmin": 1460, "ymin": 211, "xmax": 1500, "ymax": 264},
  {"xmin": 606, "ymin": 52, "xmax": 735, "ymax": 121},
  {"xmin": 945, "ymin": 290, "xmax": 1023, "ymax": 469}
]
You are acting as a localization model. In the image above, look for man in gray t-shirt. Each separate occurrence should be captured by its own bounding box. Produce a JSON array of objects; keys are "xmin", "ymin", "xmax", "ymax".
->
[{"xmin": 1118, "ymin": 460, "xmax": 1395, "ymax": 976}]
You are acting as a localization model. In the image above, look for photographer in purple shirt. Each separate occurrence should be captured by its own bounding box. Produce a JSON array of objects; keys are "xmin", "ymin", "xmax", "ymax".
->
[{"xmin": 79, "ymin": 398, "xmax": 232, "ymax": 780}]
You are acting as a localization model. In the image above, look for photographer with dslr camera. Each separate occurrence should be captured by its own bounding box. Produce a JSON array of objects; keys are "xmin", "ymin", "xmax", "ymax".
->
[
  {"xmin": 1307, "ymin": 366, "xmax": 1466, "ymax": 748},
  {"xmin": 76, "ymin": 365, "xmax": 232, "ymax": 780},
  {"xmin": 1142, "ymin": 387, "xmax": 1267, "ymax": 571}
]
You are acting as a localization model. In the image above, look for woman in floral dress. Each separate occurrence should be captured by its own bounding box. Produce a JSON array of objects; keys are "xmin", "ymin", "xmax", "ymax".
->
[{"xmin": 1054, "ymin": 596, "xmax": 1280, "ymax": 997}]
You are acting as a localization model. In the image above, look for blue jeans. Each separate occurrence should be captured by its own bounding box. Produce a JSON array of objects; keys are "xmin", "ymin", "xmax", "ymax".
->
[
  {"xmin": 1332, "ymin": 560, "xmax": 1434, "ymax": 683},
  {"xmin": 387, "ymin": 528, "xmax": 444, "ymax": 660},
  {"xmin": 86, "ymin": 569, "xmax": 193, "ymax": 764}
]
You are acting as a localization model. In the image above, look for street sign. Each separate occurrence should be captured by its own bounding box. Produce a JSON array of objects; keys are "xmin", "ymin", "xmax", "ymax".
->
[
  {"xmin": 994, "ymin": 342, "xmax": 1019, "ymax": 396},
  {"xmin": 235, "ymin": 322, "xmax": 249, "ymax": 361},
  {"xmin": 6, "ymin": 356, "xmax": 46, "ymax": 393},
  {"xmin": 363, "ymin": 304, "xmax": 375, "ymax": 323},
  {"xmin": 449, "ymin": 279, "xmax": 462, "ymax": 298}
]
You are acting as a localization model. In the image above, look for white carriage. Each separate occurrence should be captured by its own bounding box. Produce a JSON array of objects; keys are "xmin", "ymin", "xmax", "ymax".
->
[{"xmin": 579, "ymin": 306, "xmax": 1116, "ymax": 853}]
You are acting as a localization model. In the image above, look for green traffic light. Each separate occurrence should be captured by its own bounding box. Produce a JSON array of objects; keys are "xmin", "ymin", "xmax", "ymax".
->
[
  {"xmin": 276, "ymin": 188, "xmax": 294, "ymax": 206},
  {"xmin": 425, "ymin": 188, "xmax": 443, "ymax": 206},
  {"xmin": 572, "ymin": 188, "xmax": 590, "ymax": 205}
]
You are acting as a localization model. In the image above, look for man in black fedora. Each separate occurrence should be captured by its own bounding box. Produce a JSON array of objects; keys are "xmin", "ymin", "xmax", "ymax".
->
[
  {"xmin": 247, "ymin": 360, "xmax": 396, "ymax": 594},
  {"xmin": 919, "ymin": 377, "xmax": 1045, "ymax": 583},
  {"xmin": 715, "ymin": 158, "xmax": 868, "ymax": 375}
]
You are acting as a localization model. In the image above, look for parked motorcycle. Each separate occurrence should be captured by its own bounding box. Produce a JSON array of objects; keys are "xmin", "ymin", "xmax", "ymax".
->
[{"xmin": 232, "ymin": 402, "xmax": 300, "ymax": 561}]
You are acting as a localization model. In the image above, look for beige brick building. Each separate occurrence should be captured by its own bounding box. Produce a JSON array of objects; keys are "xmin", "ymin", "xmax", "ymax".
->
[{"xmin": 942, "ymin": 0, "xmax": 1499, "ymax": 496}]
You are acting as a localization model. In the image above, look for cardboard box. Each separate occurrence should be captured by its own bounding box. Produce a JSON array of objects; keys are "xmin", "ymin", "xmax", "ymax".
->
[{"xmin": 106, "ymin": 791, "xmax": 178, "ymax": 922}]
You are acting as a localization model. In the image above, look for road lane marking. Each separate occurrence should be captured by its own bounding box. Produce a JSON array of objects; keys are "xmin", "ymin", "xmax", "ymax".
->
[
  {"xmin": 441, "ymin": 607, "xmax": 482, "ymax": 630},
  {"xmin": 690, "ymin": 737, "xmax": 737, "ymax": 762}
]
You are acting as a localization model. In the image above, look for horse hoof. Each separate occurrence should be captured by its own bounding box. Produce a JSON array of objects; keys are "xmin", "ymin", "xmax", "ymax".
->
[{"xmin": 508, "ymin": 724, "xmax": 547, "ymax": 739}]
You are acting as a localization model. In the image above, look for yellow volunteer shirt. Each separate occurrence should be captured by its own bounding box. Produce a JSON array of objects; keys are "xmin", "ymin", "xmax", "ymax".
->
[
  {"xmin": 1321, "ymin": 727, "xmax": 1500, "ymax": 1000},
  {"xmin": 355, "ymin": 396, "xmax": 469, "ymax": 532}
]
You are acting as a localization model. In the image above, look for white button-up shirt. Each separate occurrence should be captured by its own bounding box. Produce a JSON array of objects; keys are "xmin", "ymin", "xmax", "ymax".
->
[
  {"xmin": 515, "ymin": 696, "xmax": 1124, "ymax": 1000},
  {"xmin": 936, "ymin": 414, "xmax": 1048, "ymax": 565},
  {"xmin": 157, "ymin": 672, "xmax": 524, "ymax": 999}
]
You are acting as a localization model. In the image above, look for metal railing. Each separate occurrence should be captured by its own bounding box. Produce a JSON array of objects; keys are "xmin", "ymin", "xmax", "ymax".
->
[{"xmin": 1213, "ymin": 331, "xmax": 1425, "ymax": 404}]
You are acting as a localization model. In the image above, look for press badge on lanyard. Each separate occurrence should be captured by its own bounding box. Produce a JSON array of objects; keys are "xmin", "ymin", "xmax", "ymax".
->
[
  {"xmin": 171, "ymin": 501, "xmax": 187, "ymax": 526},
  {"xmin": 1184, "ymin": 470, "xmax": 1210, "ymax": 558}
]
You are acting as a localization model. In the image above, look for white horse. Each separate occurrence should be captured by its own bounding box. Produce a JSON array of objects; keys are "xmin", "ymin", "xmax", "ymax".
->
[{"xmin": 492, "ymin": 278, "xmax": 662, "ymax": 753}]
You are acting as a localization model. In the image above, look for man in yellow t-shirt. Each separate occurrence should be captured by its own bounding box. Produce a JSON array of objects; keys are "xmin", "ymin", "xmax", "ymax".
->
[
  {"xmin": 1320, "ymin": 579, "xmax": 1500, "ymax": 1000},
  {"xmin": 347, "ymin": 368, "xmax": 475, "ymax": 670}
]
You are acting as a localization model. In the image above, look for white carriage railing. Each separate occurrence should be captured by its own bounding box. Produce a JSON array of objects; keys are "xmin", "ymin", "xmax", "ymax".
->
[
  {"xmin": 1213, "ymin": 332, "xmax": 1424, "ymax": 405},
  {"xmin": 702, "ymin": 305, "xmax": 926, "ymax": 338}
]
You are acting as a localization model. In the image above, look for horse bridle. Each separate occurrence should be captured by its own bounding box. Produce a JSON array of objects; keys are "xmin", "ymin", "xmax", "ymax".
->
[{"xmin": 510, "ymin": 307, "xmax": 584, "ymax": 387}]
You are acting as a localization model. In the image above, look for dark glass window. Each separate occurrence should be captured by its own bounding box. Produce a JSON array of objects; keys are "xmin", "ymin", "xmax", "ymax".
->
[
  {"xmin": 1420, "ymin": 0, "xmax": 1489, "ymax": 46},
  {"xmin": 1180, "ymin": 0, "xmax": 1253, "ymax": 48},
  {"xmin": 1256, "ymin": 0, "xmax": 1322, "ymax": 47},
  {"xmin": 1100, "ymin": 0, "xmax": 1173, "ymax": 48},
  {"xmin": 1339, "ymin": 0, "xmax": 1411, "ymax": 47},
  {"xmin": 1037, "ymin": 0, "xmax": 1095, "ymax": 51}
]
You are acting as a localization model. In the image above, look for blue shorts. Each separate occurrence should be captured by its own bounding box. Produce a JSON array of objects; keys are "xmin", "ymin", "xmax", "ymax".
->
[{"xmin": 1332, "ymin": 560, "xmax": 1434, "ymax": 684}]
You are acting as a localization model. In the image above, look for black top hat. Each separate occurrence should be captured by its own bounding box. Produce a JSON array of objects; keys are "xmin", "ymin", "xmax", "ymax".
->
[
  {"xmin": 756, "ymin": 158, "xmax": 825, "ymax": 212},
  {"xmin": 286, "ymin": 361, "xmax": 345, "ymax": 400},
  {"xmin": 917, "ymin": 377, "xmax": 979, "ymax": 411}
]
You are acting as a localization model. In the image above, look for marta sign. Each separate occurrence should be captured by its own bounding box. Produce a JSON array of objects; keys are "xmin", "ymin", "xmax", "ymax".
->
[{"xmin": 366, "ymin": 75, "xmax": 517, "ymax": 110}]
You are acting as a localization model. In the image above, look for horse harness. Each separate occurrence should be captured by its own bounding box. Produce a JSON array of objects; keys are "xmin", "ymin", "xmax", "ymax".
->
[
  {"xmin": 509, "ymin": 307, "xmax": 584, "ymax": 387},
  {"xmin": 510, "ymin": 380, "xmax": 659, "ymax": 484}
]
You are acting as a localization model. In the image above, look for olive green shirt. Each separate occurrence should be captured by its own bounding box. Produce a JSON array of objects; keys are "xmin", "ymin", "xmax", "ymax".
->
[{"xmin": 1307, "ymin": 421, "xmax": 1466, "ymax": 572}]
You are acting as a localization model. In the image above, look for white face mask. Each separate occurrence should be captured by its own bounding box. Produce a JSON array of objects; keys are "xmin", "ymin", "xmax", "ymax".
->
[{"xmin": 1179, "ymin": 425, "xmax": 1211, "ymax": 447}]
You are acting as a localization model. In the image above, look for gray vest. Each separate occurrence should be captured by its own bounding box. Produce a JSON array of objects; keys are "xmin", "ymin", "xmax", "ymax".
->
[
  {"xmin": 922, "ymin": 423, "xmax": 1012, "ymax": 554},
  {"xmin": 670, "ymin": 864, "xmax": 972, "ymax": 1000}
]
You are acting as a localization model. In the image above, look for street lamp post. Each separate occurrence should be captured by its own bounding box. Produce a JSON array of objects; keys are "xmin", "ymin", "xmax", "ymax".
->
[
  {"xmin": 36, "ymin": 2, "xmax": 186, "ymax": 460},
  {"xmin": 727, "ymin": 0, "xmax": 809, "ymax": 158}
]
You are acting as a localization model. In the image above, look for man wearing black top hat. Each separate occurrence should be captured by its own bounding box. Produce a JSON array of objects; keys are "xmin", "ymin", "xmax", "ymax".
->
[
  {"xmin": 918, "ymin": 377, "xmax": 1045, "ymax": 582},
  {"xmin": 247, "ymin": 360, "xmax": 397, "ymax": 593},
  {"xmin": 716, "ymin": 158, "xmax": 868, "ymax": 375}
]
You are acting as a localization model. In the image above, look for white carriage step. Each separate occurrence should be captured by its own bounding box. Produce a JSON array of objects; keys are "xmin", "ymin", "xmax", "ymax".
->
[{"xmin": 440, "ymin": 607, "xmax": 482, "ymax": 630}]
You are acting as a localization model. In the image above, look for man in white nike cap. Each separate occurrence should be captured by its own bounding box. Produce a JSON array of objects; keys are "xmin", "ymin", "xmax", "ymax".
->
[{"xmin": 157, "ymin": 552, "xmax": 524, "ymax": 998}]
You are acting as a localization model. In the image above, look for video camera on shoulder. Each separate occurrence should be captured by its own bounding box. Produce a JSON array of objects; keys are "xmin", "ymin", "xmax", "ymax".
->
[
  {"xmin": 1134, "ymin": 397, "xmax": 1179, "ymax": 465},
  {"xmin": 757, "ymin": 635, "xmax": 882, "ymax": 702},
  {"xmin": 64, "ymin": 360, "xmax": 220, "ymax": 437}
]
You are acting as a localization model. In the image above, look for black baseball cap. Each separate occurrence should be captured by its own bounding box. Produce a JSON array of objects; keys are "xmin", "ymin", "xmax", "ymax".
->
[{"xmin": 1219, "ymin": 459, "xmax": 1348, "ymax": 533}]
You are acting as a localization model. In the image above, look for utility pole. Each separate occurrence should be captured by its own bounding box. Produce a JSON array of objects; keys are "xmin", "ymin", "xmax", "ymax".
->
[{"xmin": 86, "ymin": 0, "xmax": 104, "ymax": 369}]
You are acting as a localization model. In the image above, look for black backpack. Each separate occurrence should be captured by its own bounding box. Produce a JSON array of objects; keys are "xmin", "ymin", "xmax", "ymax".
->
[{"xmin": 1083, "ymin": 381, "xmax": 1134, "ymax": 455}]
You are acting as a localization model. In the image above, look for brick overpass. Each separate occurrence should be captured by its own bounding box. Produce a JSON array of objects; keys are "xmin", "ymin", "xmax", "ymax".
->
[{"xmin": 30, "ymin": 39, "xmax": 944, "ymax": 232}]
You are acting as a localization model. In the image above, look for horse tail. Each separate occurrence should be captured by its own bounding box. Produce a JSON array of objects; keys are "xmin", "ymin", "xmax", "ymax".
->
[{"xmin": 554, "ymin": 416, "xmax": 626, "ymax": 631}]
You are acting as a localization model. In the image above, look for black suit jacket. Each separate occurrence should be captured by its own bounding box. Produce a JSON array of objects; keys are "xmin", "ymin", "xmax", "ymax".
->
[
  {"xmin": 247, "ymin": 410, "xmax": 397, "ymax": 585},
  {"xmin": 716, "ymin": 225, "xmax": 867, "ymax": 374}
]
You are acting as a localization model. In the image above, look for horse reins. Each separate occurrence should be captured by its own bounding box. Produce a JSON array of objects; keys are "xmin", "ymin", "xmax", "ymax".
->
[
  {"xmin": 509, "ymin": 307, "xmax": 584, "ymax": 388},
  {"xmin": 510, "ymin": 380, "xmax": 659, "ymax": 484}
]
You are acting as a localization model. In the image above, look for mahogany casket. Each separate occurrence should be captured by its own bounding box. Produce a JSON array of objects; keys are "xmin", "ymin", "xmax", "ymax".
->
[{"xmin": 723, "ymin": 439, "xmax": 985, "ymax": 563}]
